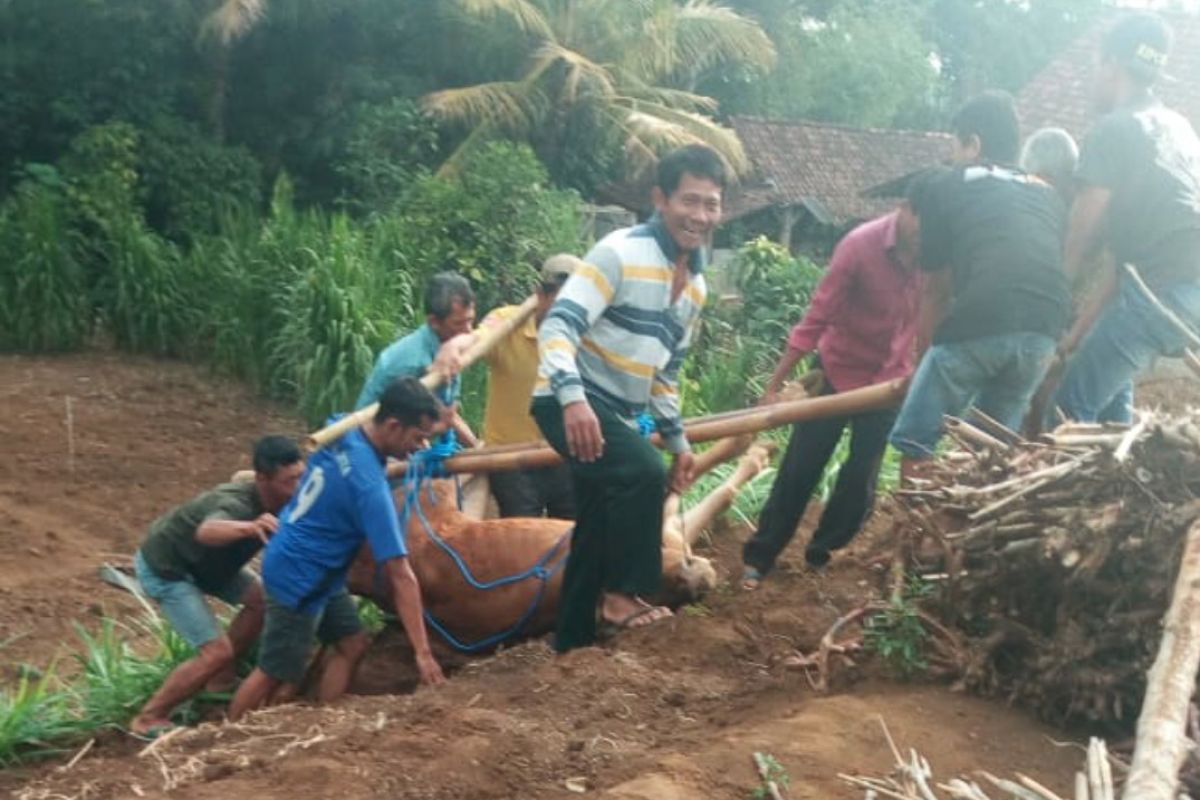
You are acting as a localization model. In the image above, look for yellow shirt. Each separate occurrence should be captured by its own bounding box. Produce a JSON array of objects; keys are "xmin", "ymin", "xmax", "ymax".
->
[{"xmin": 481, "ymin": 305, "xmax": 542, "ymax": 446}]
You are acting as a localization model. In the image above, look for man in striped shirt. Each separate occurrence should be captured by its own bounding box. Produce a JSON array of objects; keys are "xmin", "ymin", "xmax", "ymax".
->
[{"xmin": 532, "ymin": 144, "xmax": 721, "ymax": 652}]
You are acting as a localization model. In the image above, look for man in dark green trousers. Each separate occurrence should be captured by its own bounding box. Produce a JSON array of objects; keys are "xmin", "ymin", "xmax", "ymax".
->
[{"xmin": 532, "ymin": 145, "xmax": 725, "ymax": 651}]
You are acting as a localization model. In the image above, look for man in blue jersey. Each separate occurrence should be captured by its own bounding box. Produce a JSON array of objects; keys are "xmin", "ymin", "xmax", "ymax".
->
[{"xmin": 229, "ymin": 377, "xmax": 447, "ymax": 719}]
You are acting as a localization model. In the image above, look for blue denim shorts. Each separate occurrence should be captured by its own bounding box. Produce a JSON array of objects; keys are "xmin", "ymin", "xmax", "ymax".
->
[
  {"xmin": 890, "ymin": 332, "xmax": 1056, "ymax": 458},
  {"xmin": 134, "ymin": 549, "xmax": 256, "ymax": 648}
]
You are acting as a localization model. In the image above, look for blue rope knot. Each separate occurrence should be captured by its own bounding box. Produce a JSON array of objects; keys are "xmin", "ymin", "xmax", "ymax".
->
[
  {"xmin": 394, "ymin": 432, "xmax": 571, "ymax": 653},
  {"xmin": 636, "ymin": 412, "xmax": 657, "ymax": 439}
]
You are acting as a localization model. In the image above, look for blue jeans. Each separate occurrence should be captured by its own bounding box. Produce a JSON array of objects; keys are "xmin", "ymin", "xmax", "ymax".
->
[
  {"xmin": 135, "ymin": 550, "xmax": 256, "ymax": 648},
  {"xmin": 890, "ymin": 332, "xmax": 1057, "ymax": 458},
  {"xmin": 1055, "ymin": 278, "xmax": 1200, "ymax": 423}
]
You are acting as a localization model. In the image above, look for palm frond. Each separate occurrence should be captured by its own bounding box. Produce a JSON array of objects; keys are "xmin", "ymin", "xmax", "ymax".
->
[
  {"xmin": 199, "ymin": 0, "xmax": 267, "ymax": 45},
  {"xmin": 452, "ymin": 0, "xmax": 553, "ymax": 38},
  {"xmin": 613, "ymin": 69, "xmax": 718, "ymax": 113},
  {"xmin": 529, "ymin": 42, "xmax": 616, "ymax": 104},
  {"xmin": 423, "ymin": 81, "xmax": 541, "ymax": 132},
  {"xmin": 618, "ymin": 100, "xmax": 747, "ymax": 174},
  {"xmin": 627, "ymin": 0, "xmax": 775, "ymax": 80}
]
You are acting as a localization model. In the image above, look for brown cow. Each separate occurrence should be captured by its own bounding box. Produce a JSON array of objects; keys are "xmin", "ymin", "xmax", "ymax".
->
[{"xmin": 345, "ymin": 436, "xmax": 772, "ymax": 650}]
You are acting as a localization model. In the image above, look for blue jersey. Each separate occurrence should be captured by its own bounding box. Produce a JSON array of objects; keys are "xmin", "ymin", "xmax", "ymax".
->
[{"xmin": 263, "ymin": 423, "xmax": 408, "ymax": 614}]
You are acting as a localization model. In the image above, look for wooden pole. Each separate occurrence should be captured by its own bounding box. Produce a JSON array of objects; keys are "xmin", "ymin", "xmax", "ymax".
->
[
  {"xmin": 305, "ymin": 295, "xmax": 538, "ymax": 451},
  {"xmin": 385, "ymin": 378, "xmax": 907, "ymax": 477},
  {"xmin": 1121, "ymin": 518, "xmax": 1200, "ymax": 800}
]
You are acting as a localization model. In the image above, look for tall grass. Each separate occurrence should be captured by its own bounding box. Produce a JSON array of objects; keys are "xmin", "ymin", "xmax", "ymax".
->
[
  {"xmin": 0, "ymin": 668, "xmax": 81, "ymax": 766},
  {"xmin": 0, "ymin": 184, "xmax": 90, "ymax": 352},
  {"xmin": 73, "ymin": 615, "xmax": 196, "ymax": 730}
]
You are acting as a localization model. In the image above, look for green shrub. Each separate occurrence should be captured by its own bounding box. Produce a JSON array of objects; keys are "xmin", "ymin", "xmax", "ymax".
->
[
  {"xmin": 137, "ymin": 115, "xmax": 263, "ymax": 242},
  {"xmin": 336, "ymin": 99, "xmax": 442, "ymax": 214},
  {"xmin": 385, "ymin": 141, "xmax": 582, "ymax": 310},
  {"xmin": 0, "ymin": 182, "xmax": 90, "ymax": 352}
]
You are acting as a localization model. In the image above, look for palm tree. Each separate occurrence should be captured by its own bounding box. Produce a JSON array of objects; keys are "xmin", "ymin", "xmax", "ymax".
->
[
  {"xmin": 198, "ymin": 0, "xmax": 267, "ymax": 141},
  {"xmin": 424, "ymin": 0, "xmax": 776, "ymax": 179}
]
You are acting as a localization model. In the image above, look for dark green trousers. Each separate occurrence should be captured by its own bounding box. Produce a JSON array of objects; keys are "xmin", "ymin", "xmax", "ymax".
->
[{"xmin": 532, "ymin": 396, "xmax": 666, "ymax": 652}]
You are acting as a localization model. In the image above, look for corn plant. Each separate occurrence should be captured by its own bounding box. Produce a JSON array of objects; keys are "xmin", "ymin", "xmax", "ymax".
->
[
  {"xmin": 270, "ymin": 212, "xmax": 418, "ymax": 425},
  {"xmin": 0, "ymin": 665, "xmax": 83, "ymax": 766},
  {"xmin": 0, "ymin": 184, "xmax": 90, "ymax": 352},
  {"xmin": 73, "ymin": 615, "xmax": 196, "ymax": 730}
]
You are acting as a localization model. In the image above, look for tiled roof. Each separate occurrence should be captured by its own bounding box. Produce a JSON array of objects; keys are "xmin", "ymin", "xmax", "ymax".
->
[
  {"xmin": 726, "ymin": 117, "xmax": 953, "ymax": 225},
  {"xmin": 1019, "ymin": 10, "xmax": 1200, "ymax": 141}
]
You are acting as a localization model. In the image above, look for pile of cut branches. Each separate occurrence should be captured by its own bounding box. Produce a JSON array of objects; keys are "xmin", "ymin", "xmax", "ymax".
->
[{"xmin": 897, "ymin": 412, "xmax": 1200, "ymax": 728}]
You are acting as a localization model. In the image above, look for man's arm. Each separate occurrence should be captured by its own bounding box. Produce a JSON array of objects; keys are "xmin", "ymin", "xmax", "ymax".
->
[
  {"xmin": 914, "ymin": 270, "xmax": 952, "ymax": 359},
  {"xmin": 760, "ymin": 346, "xmax": 810, "ymax": 405},
  {"xmin": 538, "ymin": 247, "xmax": 622, "ymax": 462},
  {"xmin": 196, "ymin": 511, "xmax": 278, "ymax": 546},
  {"xmin": 1063, "ymin": 186, "xmax": 1113, "ymax": 283},
  {"xmin": 384, "ymin": 557, "xmax": 445, "ymax": 686},
  {"xmin": 451, "ymin": 413, "xmax": 479, "ymax": 448}
]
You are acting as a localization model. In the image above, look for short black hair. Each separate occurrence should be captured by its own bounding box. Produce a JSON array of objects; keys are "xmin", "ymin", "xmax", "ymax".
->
[
  {"xmin": 253, "ymin": 435, "xmax": 303, "ymax": 475},
  {"xmin": 952, "ymin": 91, "xmax": 1021, "ymax": 165},
  {"xmin": 424, "ymin": 272, "xmax": 475, "ymax": 319},
  {"xmin": 1101, "ymin": 12, "xmax": 1172, "ymax": 86},
  {"xmin": 656, "ymin": 144, "xmax": 727, "ymax": 197},
  {"xmin": 904, "ymin": 167, "xmax": 950, "ymax": 217},
  {"xmin": 375, "ymin": 376, "xmax": 442, "ymax": 427}
]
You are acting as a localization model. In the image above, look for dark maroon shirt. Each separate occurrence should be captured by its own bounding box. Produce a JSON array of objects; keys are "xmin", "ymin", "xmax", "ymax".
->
[{"xmin": 787, "ymin": 211, "xmax": 925, "ymax": 392}]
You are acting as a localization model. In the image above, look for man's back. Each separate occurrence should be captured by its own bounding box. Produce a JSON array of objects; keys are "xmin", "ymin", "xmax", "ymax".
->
[
  {"xmin": 1079, "ymin": 100, "xmax": 1200, "ymax": 286},
  {"xmin": 918, "ymin": 166, "xmax": 1070, "ymax": 344},
  {"xmin": 140, "ymin": 482, "xmax": 263, "ymax": 592},
  {"xmin": 263, "ymin": 425, "xmax": 407, "ymax": 613}
]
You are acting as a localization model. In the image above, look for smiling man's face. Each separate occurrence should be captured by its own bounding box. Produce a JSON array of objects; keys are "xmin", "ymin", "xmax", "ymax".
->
[{"xmin": 653, "ymin": 172, "xmax": 722, "ymax": 255}]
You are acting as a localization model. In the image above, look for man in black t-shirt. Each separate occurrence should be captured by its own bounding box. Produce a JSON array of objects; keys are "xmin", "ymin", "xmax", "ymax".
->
[
  {"xmin": 890, "ymin": 92, "xmax": 1071, "ymax": 469},
  {"xmin": 130, "ymin": 436, "xmax": 304, "ymax": 738},
  {"xmin": 1052, "ymin": 12, "xmax": 1200, "ymax": 423}
]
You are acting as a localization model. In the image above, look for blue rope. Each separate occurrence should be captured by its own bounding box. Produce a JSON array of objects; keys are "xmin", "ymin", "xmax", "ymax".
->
[
  {"xmin": 636, "ymin": 412, "xmax": 656, "ymax": 439},
  {"xmin": 396, "ymin": 438, "xmax": 570, "ymax": 653}
]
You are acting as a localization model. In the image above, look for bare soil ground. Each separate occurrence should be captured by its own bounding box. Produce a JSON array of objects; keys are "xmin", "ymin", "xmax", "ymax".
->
[{"xmin": 5, "ymin": 351, "xmax": 1180, "ymax": 798}]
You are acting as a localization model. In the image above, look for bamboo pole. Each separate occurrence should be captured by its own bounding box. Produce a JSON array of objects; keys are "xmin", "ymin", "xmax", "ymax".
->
[
  {"xmin": 305, "ymin": 295, "xmax": 539, "ymax": 451},
  {"xmin": 385, "ymin": 378, "xmax": 907, "ymax": 477},
  {"xmin": 1121, "ymin": 518, "xmax": 1200, "ymax": 800}
]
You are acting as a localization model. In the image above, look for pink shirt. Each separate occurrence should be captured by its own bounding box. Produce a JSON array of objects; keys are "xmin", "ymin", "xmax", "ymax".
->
[{"xmin": 787, "ymin": 212, "xmax": 924, "ymax": 392}]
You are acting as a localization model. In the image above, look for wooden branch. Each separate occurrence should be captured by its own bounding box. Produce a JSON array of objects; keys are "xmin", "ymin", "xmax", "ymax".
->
[
  {"xmin": 945, "ymin": 416, "xmax": 1010, "ymax": 453},
  {"xmin": 1121, "ymin": 518, "xmax": 1200, "ymax": 800},
  {"xmin": 1123, "ymin": 264, "xmax": 1200, "ymax": 351},
  {"xmin": 385, "ymin": 378, "xmax": 908, "ymax": 477},
  {"xmin": 306, "ymin": 295, "xmax": 538, "ymax": 451}
]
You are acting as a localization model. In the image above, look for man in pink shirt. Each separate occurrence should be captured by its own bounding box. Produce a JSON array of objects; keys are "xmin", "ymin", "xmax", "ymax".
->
[{"xmin": 742, "ymin": 201, "xmax": 924, "ymax": 586}]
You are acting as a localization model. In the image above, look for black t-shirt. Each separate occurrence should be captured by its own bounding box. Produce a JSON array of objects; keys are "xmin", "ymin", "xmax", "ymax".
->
[
  {"xmin": 918, "ymin": 165, "xmax": 1071, "ymax": 344},
  {"xmin": 139, "ymin": 482, "xmax": 263, "ymax": 593},
  {"xmin": 1077, "ymin": 98, "xmax": 1200, "ymax": 287}
]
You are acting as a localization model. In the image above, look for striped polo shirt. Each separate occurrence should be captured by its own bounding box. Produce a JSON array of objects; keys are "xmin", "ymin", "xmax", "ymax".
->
[{"xmin": 535, "ymin": 215, "xmax": 707, "ymax": 454}]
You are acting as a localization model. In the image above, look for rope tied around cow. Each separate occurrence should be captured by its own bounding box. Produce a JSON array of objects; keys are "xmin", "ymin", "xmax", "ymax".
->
[{"xmin": 392, "ymin": 433, "xmax": 571, "ymax": 653}]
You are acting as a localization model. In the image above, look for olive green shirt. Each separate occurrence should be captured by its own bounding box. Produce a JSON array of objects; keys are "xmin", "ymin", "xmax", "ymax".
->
[{"xmin": 139, "ymin": 482, "xmax": 263, "ymax": 592}]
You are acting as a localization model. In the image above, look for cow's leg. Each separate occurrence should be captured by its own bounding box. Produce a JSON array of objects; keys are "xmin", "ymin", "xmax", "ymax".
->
[{"xmin": 679, "ymin": 443, "xmax": 773, "ymax": 546}]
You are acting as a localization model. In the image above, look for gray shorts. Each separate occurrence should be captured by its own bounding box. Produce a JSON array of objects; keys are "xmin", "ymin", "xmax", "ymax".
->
[{"xmin": 259, "ymin": 590, "xmax": 364, "ymax": 685}]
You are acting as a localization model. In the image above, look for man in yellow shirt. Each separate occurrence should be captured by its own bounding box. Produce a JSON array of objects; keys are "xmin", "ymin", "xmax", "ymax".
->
[{"xmin": 481, "ymin": 255, "xmax": 580, "ymax": 518}]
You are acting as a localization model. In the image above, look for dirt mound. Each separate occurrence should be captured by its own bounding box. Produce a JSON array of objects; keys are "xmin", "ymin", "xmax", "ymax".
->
[{"xmin": 2, "ymin": 352, "xmax": 1088, "ymax": 798}]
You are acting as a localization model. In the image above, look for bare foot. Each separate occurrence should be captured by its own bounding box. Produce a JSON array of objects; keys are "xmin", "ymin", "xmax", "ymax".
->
[
  {"xmin": 601, "ymin": 593, "xmax": 672, "ymax": 629},
  {"xmin": 130, "ymin": 714, "xmax": 175, "ymax": 737}
]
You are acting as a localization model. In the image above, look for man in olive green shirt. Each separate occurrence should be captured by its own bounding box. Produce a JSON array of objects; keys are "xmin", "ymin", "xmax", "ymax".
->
[{"xmin": 130, "ymin": 436, "xmax": 304, "ymax": 737}]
